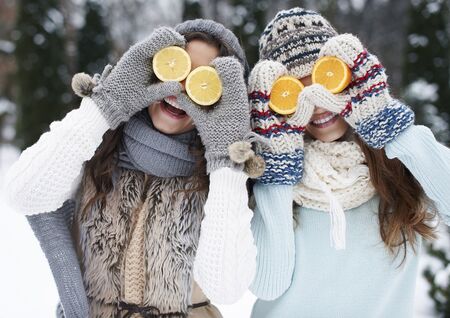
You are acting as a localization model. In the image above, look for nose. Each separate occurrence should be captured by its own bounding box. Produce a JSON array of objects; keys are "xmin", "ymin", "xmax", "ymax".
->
[
  {"xmin": 313, "ymin": 106, "xmax": 328, "ymax": 115},
  {"xmin": 179, "ymin": 79, "xmax": 187, "ymax": 92},
  {"xmin": 299, "ymin": 75, "xmax": 312, "ymax": 87}
]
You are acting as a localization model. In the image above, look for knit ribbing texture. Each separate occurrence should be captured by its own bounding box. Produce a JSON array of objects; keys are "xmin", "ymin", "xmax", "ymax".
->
[
  {"xmin": 249, "ymin": 60, "xmax": 314, "ymax": 185},
  {"xmin": 118, "ymin": 110, "xmax": 197, "ymax": 177},
  {"xmin": 27, "ymin": 201, "xmax": 89, "ymax": 318},
  {"xmin": 176, "ymin": 56, "xmax": 250, "ymax": 174}
]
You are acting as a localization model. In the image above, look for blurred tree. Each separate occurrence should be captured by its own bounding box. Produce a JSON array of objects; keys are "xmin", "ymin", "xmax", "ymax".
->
[
  {"xmin": 227, "ymin": 0, "xmax": 270, "ymax": 67},
  {"xmin": 183, "ymin": 0, "xmax": 203, "ymax": 20},
  {"xmin": 403, "ymin": 0, "xmax": 450, "ymax": 144},
  {"xmin": 104, "ymin": 0, "xmax": 183, "ymax": 57},
  {"xmin": 14, "ymin": 0, "xmax": 71, "ymax": 149},
  {"xmin": 403, "ymin": 2, "xmax": 450, "ymax": 316},
  {"xmin": 77, "ymin": 0, "xmax": 111, "ymax": 75},
  {"xmin": 424, "ymin": 243, "xmax": 450, "ymax": 316}
]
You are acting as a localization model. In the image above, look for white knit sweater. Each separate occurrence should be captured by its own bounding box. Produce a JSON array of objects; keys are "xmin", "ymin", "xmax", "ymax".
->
[{"xmin": 4, "ymin": 97, "xmax": 256, "ymax": 304}]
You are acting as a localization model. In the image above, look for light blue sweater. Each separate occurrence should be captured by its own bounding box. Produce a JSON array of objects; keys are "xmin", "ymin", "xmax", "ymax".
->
[{"xmin": 250, "ymin": 125, "xmax": 450, "ymax": 318}]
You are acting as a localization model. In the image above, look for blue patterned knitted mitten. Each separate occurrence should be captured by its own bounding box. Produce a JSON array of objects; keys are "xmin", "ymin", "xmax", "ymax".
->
[{"xmin": 249, "ymin": 60, "xmax": 314, "ymax": 184}]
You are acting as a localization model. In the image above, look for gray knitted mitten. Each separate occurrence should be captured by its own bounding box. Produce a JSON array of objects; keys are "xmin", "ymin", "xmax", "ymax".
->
[
  {"xmin": 26, "ymin": 201, "xmax": 89, "ymax": 318},
  {"xmin": 176, "ymin": 56, "xmax": 251, "ymax": 173},
  {"xmin": 91, "ymin": 27, "xmax": 184, "ymax": 129}
]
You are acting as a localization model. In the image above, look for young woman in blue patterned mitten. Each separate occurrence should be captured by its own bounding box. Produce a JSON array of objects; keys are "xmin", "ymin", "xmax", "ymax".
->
[{"xmin": 248, "ymin": 7, "xmax": 450, "ymax": 318}]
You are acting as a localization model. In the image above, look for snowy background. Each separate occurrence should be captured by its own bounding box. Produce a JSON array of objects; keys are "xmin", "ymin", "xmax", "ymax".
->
[{"xmin": 1, "ymin": 0, "xmax": 450, "ymax": 317}]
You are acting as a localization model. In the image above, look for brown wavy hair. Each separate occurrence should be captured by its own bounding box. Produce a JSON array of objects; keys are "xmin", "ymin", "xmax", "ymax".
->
[
  {"xmin": 291, "ymin": 131, "xmax": 437, "ymax": 263},
  {"xmin": 354, "ymin": 134, "xmax": 437, "ymax": 262},
  {"xmin": 82, "ymin": 31, "xmax": 236, "ymax": 216}
]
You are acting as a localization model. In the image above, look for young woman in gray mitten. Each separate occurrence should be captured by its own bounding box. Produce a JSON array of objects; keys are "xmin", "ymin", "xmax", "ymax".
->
[
  {"xmin": 247, "ymin": 7, "xmax": 450, "ymax": 318},
  {"xmin": 5, "ymin": 19, "xmax": 256, "ymax": 318}
]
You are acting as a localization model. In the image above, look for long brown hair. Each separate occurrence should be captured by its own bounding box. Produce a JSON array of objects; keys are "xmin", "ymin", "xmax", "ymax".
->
[
  {"xmin": 82, "ymin": 31, "xmax": 236, "ymax": 216},
  {"xmin": 289, "ymin": 130, "xmax": 437, "ymax": 262},
  {"xmin": 354, "ymin": 134, "xmax": 437, "ymax": 261}
]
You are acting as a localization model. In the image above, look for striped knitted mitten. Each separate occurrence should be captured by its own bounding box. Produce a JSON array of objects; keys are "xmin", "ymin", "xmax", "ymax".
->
[
  {"xmin": 249, "ymin": 60, "xmax": 314, "ymax": 185},
  {"xmin": 301, "ymin": 33, "xmax": 415, "ymax": 149}
]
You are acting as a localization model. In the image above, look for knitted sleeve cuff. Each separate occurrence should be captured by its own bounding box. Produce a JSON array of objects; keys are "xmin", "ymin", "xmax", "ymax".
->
[
  {"xmin": 205, "ymin": 153, "xmax": 234, "ymax": 174},
  {"xmin": 194, "ymin": 167, "xmax": 256, "ymax": 304},
  {"xmin": 90, "ymin": 89, "xmax": 127, "ymax": 129},
  {"xmin": 355, "ymin": 99, "xmax": 415, "ymax": 149},
  {"xmin": 258, "ymin": 150, "xmax": 304, "ymax": 185},
  {"xmin": 250, "ymin": 183, "xmax": 295, "ymax": 300}
]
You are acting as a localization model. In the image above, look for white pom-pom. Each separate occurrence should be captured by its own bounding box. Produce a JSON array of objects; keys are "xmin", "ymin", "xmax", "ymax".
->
[{"xmin": 71, "ymin": 72, "xmax": 96, "ymax": 97}]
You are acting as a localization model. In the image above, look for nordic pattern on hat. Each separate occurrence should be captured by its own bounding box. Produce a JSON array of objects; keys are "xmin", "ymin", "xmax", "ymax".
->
[{"xmin": 259, "ymin": 7, "xmax": 338, "ymax": 79}]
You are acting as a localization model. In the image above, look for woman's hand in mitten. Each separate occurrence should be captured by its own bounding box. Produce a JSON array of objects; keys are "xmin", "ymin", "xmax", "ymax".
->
[
  {"xmin": 176, "ymin": 56, "xmax": 251, "ymax": 174},
  {"xmin": 301, "ymin": 33, "xmax": 414, "ymax": 148},
  {"xmin": 90, "ymin": 27, "xmax": 184, "ymax": 129},
  {"xmin": 249, "ymin": 60, "xmax": 314, "ymax": 185}
]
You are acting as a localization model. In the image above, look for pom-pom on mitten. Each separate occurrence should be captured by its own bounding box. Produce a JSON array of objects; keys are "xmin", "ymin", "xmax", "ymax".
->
[{"xmin": 71, "ymin": 72, "xmax": 96, "ymax": 97}]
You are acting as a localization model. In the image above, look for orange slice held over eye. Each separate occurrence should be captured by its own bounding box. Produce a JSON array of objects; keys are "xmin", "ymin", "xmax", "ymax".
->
[
  {"xmin": 312, "ymin": 56, "xmax": 352, "ymax": 94},
  {"xmin": 152, "ymin": 46, "xmax": 192, "ymax": 82},
  {"xmin": 269, "ymin": 76, "xmax": 305, "ymax": 115},
  {"xmin": 185, "ymin": 66, "xmax": 223, "ymax": 106}
]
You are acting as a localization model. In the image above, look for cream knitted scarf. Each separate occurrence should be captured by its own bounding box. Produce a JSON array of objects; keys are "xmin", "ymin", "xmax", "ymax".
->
[{"xmin": 294, "ymin": 140, "xmax": 376, "ymax": 250}]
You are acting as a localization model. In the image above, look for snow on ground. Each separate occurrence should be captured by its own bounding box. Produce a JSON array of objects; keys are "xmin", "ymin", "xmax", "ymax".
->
[
  {"xmin": 0, "ymin": 144, "xmax": 445, "ymax": 317},
  {"xmin": 0, "ymin": 144, "xmax": 60, "ymax": 316},
  {"xmin": 0, "ymin": 144, "xmax": 256, "ymax": 317}
]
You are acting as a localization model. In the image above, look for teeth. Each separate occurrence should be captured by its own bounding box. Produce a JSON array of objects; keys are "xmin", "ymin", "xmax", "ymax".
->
[
  {"xmin": 164, "ymin": 96, "xmax": 182, "ymax": 109},
  {"xmin": 312, "ymin": 113, "xmax": 336, "ymax": 125}
]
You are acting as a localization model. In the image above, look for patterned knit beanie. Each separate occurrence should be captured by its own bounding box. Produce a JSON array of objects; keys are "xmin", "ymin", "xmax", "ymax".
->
[
  {"xmin": 259, "ymin": 8, "xmax": 338, "ymax": 78},
  {"xmin": 175, "ymin": 19, "xmax": 249, "ymax": 79}
]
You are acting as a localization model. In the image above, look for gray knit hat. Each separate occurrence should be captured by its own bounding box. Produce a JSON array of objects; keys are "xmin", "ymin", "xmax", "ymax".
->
[
  {"xmin": 175, "ymin": 19, "xmax": 249, "ymax": 79},
  {"xmin": 259, "ymin": 8, "xmax": 338, "ymax": 79}
]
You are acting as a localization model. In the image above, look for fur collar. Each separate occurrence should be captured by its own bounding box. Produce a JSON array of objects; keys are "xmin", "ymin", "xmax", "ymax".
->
[{"xmin": 74, "ymin": 168, "xmax": 208, "ymax": 317}]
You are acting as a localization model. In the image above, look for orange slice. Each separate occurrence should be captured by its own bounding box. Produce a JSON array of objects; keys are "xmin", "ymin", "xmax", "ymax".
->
[
  {"xmin": 312, "ymin": 56, "xmax": 352, "ymax": 93},
  {"xmin": 269, "ymin": 76, "xmax": 304, "ymax": 115},
  {"xmin": 185, "ymin": 66, "xmax": 222, "ymax": 106},
  {"xmin": 152, "ymin": 46, "xmax": 191, "ymax": 82}
]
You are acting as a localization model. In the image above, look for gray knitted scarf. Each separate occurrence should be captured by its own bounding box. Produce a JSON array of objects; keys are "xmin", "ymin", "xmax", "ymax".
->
[{"xmin": 118, "ymin": 110, "xmax": 197, "ymax": 177}]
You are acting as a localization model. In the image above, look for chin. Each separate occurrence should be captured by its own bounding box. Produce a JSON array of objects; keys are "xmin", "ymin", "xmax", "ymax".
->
[
  {"xmin": 152, "ymin": 122, "xmax": 188, "ymax": 135},
  {"xmin": 147, "ymin": 101, "xmax": 194, "ymax": 135}
]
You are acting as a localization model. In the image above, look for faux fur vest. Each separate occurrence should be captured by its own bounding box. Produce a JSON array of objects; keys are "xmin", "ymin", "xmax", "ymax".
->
[{"xmin": 72, "ymin": 168, "xmax": 208, "ymax": 318}]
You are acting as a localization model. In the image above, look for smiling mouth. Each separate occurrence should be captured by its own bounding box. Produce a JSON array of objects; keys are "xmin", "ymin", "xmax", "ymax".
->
[
  {"xmin": 160, "ymin": 96, "xmax": 187, "ymax": 119},
  {"xmin": 309, "ymin": 112, "xmax": 339, "ymax": 128}
]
